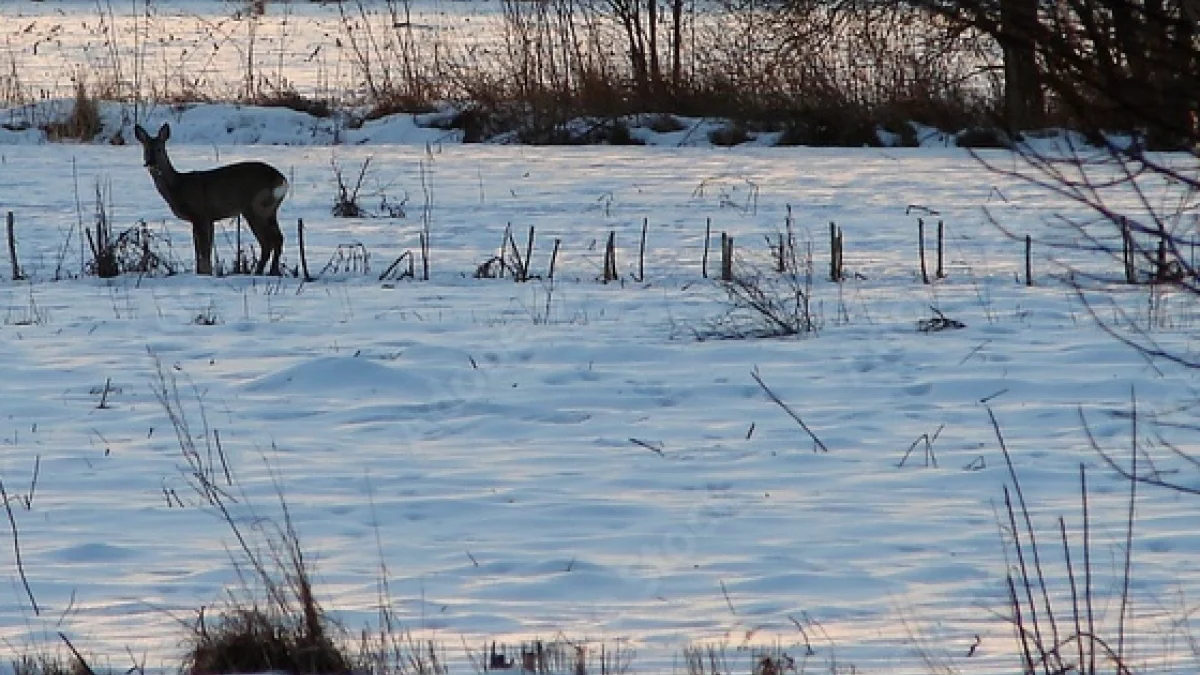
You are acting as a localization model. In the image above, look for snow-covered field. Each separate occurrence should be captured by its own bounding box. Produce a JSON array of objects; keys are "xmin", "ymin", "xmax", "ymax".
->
[
  {"xmin": 1, "ymin": 4, "xmax": 1199, "ymax": 674},
  {"xmin": 0, "ymin": 107, "xmax": 1198, "ymax": 675}
]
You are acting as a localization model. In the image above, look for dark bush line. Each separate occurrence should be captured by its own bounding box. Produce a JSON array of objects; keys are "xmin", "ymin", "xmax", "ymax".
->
[
  {"xmin": 163, "ymin": 84, "xmax": 1004, "ymax": 148},
  {"xmin": 13, "ymin": 0, "xmax": 1195, "ymax": 149}
]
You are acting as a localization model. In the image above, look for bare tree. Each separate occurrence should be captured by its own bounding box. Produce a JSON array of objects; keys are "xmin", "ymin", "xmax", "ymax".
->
[
  {"xmin": 924, "ymin": 0, "xmax": 1199, "ymax": 145},
  {"xmin": 936, "ymin": 0, "xmax": 1200, "ymax": 412}
]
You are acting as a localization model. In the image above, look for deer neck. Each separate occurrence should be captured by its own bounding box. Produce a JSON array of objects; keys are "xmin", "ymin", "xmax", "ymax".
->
[
  {"xmin": 149, "ymin": 153, "xmax": 181, "ymax": 189},
  {"xmin": 148, "ymin": 154, "xmax": 193, "ymax": 220}
]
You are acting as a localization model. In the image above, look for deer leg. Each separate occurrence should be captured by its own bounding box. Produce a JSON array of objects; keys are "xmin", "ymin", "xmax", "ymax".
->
[
  {"xmin": 265, "ymin": 214, "xmax": 284, "ymax": 276},
  {"xmin": 193, "ymin": 221, "xmax": 215, "ymax": 275},
  {"xmin": 246, "ymin": 212, "xmax": 274, "ymax": 275},
  {"xmin": 252, "ymin": 241, "xmax": 267, "ymax": 276},
  {"xmin": 247, "ymin": 209, "xmax": 285, "ymax": 276}
]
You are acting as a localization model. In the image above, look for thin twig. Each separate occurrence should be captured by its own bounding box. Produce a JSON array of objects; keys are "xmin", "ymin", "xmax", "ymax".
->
[
  {"xmin": 1081, "ymin": 464, "xmax": 1096, "ymax": 675},
  {"xmin": 59, "ymin": 632, "xmax": 97, "ymax": 675},
  {"xmin": 787, "ymin": 615, "xmax": 816, "ymax": 656},
  {"xmin": 214, "ymin": 429, "xmax": 232, "ymax": 486},
  {"xmin": 629, "ymin": 438, "xmax": 665, "ymax": 456},
  {"xmin": 719, "ymin": 580, "xmax": 736, "ymax": 615},
  {"xmin": 1003, "ymin": 487, "xmax": 1049, "ymax": 674},
  {"xmin": 0, "ymin": 477, "xmax": 38, "ymax": 615},
  {"xmin": 1117, "ymin": 390, "xmax": 1138, "ymax": 664},
  {"xmin": 26, "ymin": 455, "xmax": 40, "ymax": 509},
  {"xmin": 989, "ymin": 406, "xmax": 1062, "ymax": 673},
  {"xmin": 1007, "ymin": 574, "xmax": 1036, "ymax": 675},
  {"xmin": 1059, "ymin": 517, "xmax": 1086, "ymax": 675},
  {"xmin": 751, "ymin": 370, "xmax": 828, "ymax": 452}
]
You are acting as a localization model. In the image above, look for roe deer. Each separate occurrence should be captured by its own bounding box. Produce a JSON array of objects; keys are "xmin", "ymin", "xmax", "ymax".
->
[{"xmin": 135, "ymin": 123, "xmax": 288, "ymax": 275}]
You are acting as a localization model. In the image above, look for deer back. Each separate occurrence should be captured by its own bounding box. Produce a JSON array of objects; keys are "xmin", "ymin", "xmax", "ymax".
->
[{"xmin": 156, "ymin": 162, "xmax": 287, "ymax": 224}]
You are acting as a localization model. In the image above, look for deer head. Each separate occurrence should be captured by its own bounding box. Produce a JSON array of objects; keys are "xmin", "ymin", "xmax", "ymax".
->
[{"xmin": 134, "ymin": 123, "xmax": 175, "ymax": 179}]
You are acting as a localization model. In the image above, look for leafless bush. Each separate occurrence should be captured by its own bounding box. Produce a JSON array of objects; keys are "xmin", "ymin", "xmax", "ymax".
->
[
  {"xmin": 708, "ymin": 123, "xmax": 752, "ymax": 147},
  {"xmin": 45, "ymin": 80, "xmax": 101, "ymax": 142},
  {"xmin": 320, "ymin": 243, "xmax": 371, "ymax": 276},
  {"xmin": 1, "ymin": 47, "xmax": 25, "ymax": 107},
  {"xmin": 336, "ymin": 0, "xmax": 444, "ymax": 115},
  {"xmin": 10, "ymin": 642, "xmax": 97, "ymax": 675},
  {"xmin": 703, "ymin": 236, "xmax": 822, "ymax": 340},
  {"xmin": 151, "ymin": 356, "xmax": 352, "ymax": 675},
  {"xmin": 332, "ymin": 157, "xmax": 373, "ymax": 218},
  {"xmin": 683, "ymin": 642, "xmax": 803, "ymax": 675},
  {"xmin": 718, "ymin": 271, "xmax": 821, "ymax": 338},
  {"xmin": 254, "ymin": 89, "xmax": 333, "ymax": 118},
  {"xmin": 673, "ymin": 1, "xmax": 999, "ymax": 139},
  {"xmin": 186, "ymin": 602, "xmax": 349, "ymax": 675},
  {"xmin": 988, "ymin": 408, "xmax": 1150, "ymax": 675},
  {"xmin": 87, "ymin": 221, "xmax": 179, "ymax": 278},
  {"xmin": 7, "ymin": 0, "xmax": 1009, "ymax": 144},
  {"xmin": 478, "ymin": 638, "xmax": 633, "ymax": 675},
  {"xmin": 84, "ymin": 182, "xmax": 118, "ymax": 278},
  {"xmin": 917, "ymin": 306, "xmax": 965, "ymax": 332},
  {"xmin": 330, "ymin": 156, "xmax": 408, "ymax": 218}
]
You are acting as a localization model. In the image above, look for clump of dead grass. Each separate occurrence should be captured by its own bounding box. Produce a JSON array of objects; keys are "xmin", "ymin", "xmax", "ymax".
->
[
  {"xmin": 254, "ymin": 89, "xmax": 333, "ymax": 118},
  {"xmin": 185, "ymin": 605, "xmax": 350, "ymax": 675},
  {"xmin": 174, "ymin": 475, "xmax": 352, "ymax": 675},
  {"xmin": 45, "ymin": 80, "xmax": 101, "ymax": 142},
  {"xmin": 11, "ymin": 653, "xmax": 88, "ymax": 675}
]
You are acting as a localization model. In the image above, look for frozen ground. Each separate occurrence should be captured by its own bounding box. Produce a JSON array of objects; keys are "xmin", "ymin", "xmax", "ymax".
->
[{"xmin": 0, "ymin": 104, "xmax": 1198, "ymax": 675}]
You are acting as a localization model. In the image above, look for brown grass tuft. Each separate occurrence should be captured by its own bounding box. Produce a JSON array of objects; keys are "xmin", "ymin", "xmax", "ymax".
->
[
  {"xmin": 186, "ymin": 606, "xmax": 351, "ymax": 675},
  {"xmin": 45, "ymin": 80, "xmax": 101, "ymax": 142}
]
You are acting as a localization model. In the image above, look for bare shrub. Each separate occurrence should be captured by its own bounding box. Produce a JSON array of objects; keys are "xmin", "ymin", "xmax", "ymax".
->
[
  {"xmin": 336, "ymin": 0, "xmax": 444, "ymax": 115},
  {"xmin": 775, "ymin": 105, "xmax": 884, "ymax": 147},
  {"xmin": 917, "ymin": 307, "xmax": 965, "ymax": 332},
  {"xmin": 186, "ymin": 605, "xmax": 349, "ymax": 675},
  {"xmin": 1, "ymin": 48, "xmax": 24, "ymax": 107},
  {"xmin": 11, "ymin": 650, "xmax": 91, "ymax": 675},
  {"xmin": 645, "ymin": 113, "xmax": 685, "ymax": 133},
  {"xmin": 713, "ymin": 270, "xmax": 822, "ymax": 338},
  {"xmin": 83, "ymin": 179, "xmax": 177, "ymax": 278},
  {"xmin": 709, "ymin": 123, "xmax": 752, "ymax": 147},
  {"xmin": 684, "ymin": 643, "xmax": 803, "ymax": 675},
  {"xmin": 320, "ymin": 243, "xmax": 371, "ymax": 276},
  {"xmin": 672, "ymin": 0, "xmax": 999, "ymax": 134},
  {"xmin": 152, "ymin": 357, "xmax": 352, "ymax": 675},
  {"xmin": 45, "ymin": 80, "xmax": 101, "ymax": 142},
  {"xmin": 987, "ymin": 407, "xmax": 1157, "ymax": 675},
  {"xmin": 254, "ymin": 89, "xmax": 333, "ymax": 118},
  {"xmin": 331, "ymin": 157, "xmax": 372, "ymax": 218},
  {"xmin": 479, "ymin": 639, "xmax": 632, "ymax": 675},
  {"xmin": 955, "ymin": 126, "xmax": 1011, "ymax": 148},
  {"xmin": 330, "ymin": 156, "xmax": 408, "ymax": 218},
  {"xmin": 87, "ymin": 222, "xmax": 179, "ymax": 278},
  {"xmin": 700, "ymin": 234, "xmax": 821, "ymax": 339}
]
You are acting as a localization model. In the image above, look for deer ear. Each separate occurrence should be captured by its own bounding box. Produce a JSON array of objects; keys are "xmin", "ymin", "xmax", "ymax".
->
[
  {"xmin": 134, "ymin": 124, "xmax": 149, "ymax": 143},
  {"xmin": 158, "ymin": 123, "xmax": 171, "ymax": 140}
]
